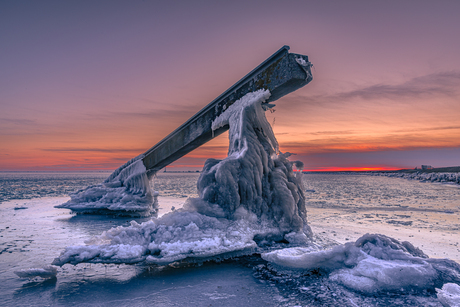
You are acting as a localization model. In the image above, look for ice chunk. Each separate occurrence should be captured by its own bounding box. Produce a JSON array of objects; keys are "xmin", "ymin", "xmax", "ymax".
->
[
  {"xmin": 14, "ymin": 265, "xmax": 58, "ymax": 279},
  {"xmin": 262, "ymin": 242, "xmax": 364, "ymax": 271},
  {"xmin": 263, "ymin": 234, "xmax": 460, "ymax": 294},
  {"xmin": 295, "ymin": 57, "xmax": 313, "ymax": 81},
  {"xmin": 437, "ymin": 283, "xmax": 460, "ymax": 307},
  {"xmin": 55, "ymin": 155, "xmax": 157, "ymax": 216},
  {"xmin": 330, "ymin": 256, "xmax": 438, "ymax": 293}
]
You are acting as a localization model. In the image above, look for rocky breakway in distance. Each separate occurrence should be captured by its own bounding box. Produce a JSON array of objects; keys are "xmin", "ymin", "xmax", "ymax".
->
[{"xmin": 373, "ymin": 170, "xmax": 460, "ymax": 185}]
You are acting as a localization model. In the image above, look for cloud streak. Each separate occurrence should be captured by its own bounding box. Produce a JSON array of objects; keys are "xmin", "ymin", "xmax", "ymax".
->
[
  {"xmin": 334, "ymin": 71, "xmax": 460, "ymax": 101},
  {"xmin": 284, "ymin": 70, "xmax": 460, "ymax": 108}
]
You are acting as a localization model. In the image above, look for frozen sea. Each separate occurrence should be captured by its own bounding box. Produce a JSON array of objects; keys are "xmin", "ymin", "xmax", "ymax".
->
[{"xmin": 1, "ymin": 171, "xmax": 460, "ymax": 306}]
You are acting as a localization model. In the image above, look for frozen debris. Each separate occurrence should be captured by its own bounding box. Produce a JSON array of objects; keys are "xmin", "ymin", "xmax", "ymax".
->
[
  {"xmin": 55, "ymin": 155, "xmax": 157, "ymax": 216},
  {"xmin": 14, "ymin": 206, "xmax": 28, "ymax": 210},
  {"xmin": 14, "ymin": 265, "xmax": 58, "ymax": 279},
  {"xmin": 437, "ymin": 283, "xmax": 460, "ymax": 307},
  {"xmin": 262, "ymin": 233, "xmax": 460, "ymax": 294}
]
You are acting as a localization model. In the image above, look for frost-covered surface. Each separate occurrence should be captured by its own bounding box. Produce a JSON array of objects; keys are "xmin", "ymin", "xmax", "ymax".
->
[
  {"xmin": 374, "ymin": 172, "xmax": 460, "ymax": 185},
  {"xmin": 437, "ymin": 283, "xmax": 460, "ymax": 307},
  {"xmin": 263, "ymin": 234, "xmax": 460, "ymax": 295},
  {"xmin": 4, "ymin": 174, "xmax": 460, "ymax": 306},
  {"xmin": 53, "ymin": 90, "xmax": 311, "ymax": 266},
  {"xmin": 55, "ymin": 155, "xmax": 157, "ymax": 216},
  {"xmin": 14, "ymin": 265, "xmax": 58, "ymax": 279}
]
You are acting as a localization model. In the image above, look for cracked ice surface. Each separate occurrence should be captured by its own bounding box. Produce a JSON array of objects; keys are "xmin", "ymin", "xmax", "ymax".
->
[
  {"xmin": 53, "ymin": 90, "xmax": 311, "ymax": 266},
  {"xmin": 55, "ymin": 155, "xmax": 157, "ymax": 216}
]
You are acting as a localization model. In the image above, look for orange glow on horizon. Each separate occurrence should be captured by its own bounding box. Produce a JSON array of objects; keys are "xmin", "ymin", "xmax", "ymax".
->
[{"xmin": 304, "ymin": 166, "xmax": 402, "ymax": 172}]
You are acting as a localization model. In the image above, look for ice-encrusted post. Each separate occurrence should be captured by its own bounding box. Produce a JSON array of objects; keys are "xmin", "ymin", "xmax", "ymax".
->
[
  {"xmin": 188, "ymin": 90, "xmax": 310, "ymax": 236},
  {"xmin": 56, "ymin": 45, "xmax": 312, "ymax": 216}
]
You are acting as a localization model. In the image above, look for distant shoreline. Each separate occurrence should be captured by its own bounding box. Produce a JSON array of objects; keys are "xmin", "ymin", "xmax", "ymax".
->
[{"xmin": 304, "ymin": 166, "xmax": 460, "ymax": 174}]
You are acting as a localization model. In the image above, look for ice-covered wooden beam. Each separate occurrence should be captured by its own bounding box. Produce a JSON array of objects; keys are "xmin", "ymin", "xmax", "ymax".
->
[{"xmin": 143, "ymin": 45, "xmax": 313, "ymax": 176}]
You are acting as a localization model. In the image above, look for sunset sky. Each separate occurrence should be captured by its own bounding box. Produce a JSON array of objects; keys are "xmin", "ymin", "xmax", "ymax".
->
[{"xmin": 1, "ymin": 1, "xmax": 460, "ymax": 172}]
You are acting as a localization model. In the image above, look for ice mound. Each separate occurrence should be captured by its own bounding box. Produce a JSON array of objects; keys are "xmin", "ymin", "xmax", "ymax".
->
[
  {"xmin": 55, "ymin": 155, "xmax": 157, "ymax": 216},
  {"xmin": 263, "ymin": 234, "xmax": 460, "ymax": 294},
  {"xmin": 52, "ymin": 210, "xmax": 283, "ymax": 266},
  {"xmin": 437, "ymin": 283, "xmax": 460, "ymax": 307},
  {"xmin": 14, "ymin": 265, "xmax": 58, "ymax": 279},
  {"xmin": 192, "ymin": 89, "xmax": 310, "ymax": 235}
]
